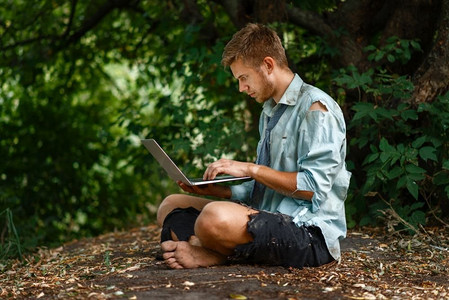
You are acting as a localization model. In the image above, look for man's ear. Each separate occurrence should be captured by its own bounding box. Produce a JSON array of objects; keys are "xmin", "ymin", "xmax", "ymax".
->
[{"xmin": 263, "ymin": 57, "xmax": 275, "ymax": 74}]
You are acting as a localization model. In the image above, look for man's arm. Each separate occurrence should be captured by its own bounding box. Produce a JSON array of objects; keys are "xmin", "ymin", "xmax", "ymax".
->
[
  {"xmin": 251, "ymin": 164, "xmax": 313, "ymax": 201},
  {"xmin": 203, "ymin": 159, "xmax": 313, "ymax": 201},
  {"xmin": 191, "ymin": 102, "xmax": 326, "ymax": 201}
]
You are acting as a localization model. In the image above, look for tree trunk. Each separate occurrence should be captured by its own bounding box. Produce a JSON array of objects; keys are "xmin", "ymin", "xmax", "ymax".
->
[{"xmin": 411, "ymin": 0, "xmax": 449, "ymax": 104}]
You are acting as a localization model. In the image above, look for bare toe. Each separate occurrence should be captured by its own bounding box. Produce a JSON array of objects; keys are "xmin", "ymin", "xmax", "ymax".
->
[
  {"xmin": 161, "ymin": 240, "xmax": 178, "ymax": 252},
  {"xmin": 162, "ymin": 251, "xmax": 175, "ymax": 260},
  {"xmin": 165, "ymin": 257, "xmax": 184, "ymax": 269}
]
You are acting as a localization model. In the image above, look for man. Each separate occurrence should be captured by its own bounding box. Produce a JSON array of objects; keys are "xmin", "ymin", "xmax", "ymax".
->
[{"xmin": 157, "ymin": 23, "xmax": 351, "ymax": 269}]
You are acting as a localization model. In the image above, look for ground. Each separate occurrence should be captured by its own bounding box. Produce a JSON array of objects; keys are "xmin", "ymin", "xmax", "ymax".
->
[{"xmin": 1, "ymin": 225, "xmax": 448, "ymax": 299}]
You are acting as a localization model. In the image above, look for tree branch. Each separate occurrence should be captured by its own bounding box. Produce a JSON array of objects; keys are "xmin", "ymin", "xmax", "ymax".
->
[
  {"xmin": 0, "ymin": 35, "xmax": 57, "ymax": 51},
  {"xmin": 286, "ymin": 4, "xmax": 334, "ymax": 38},
  {"xmin": 62, "ymin": 0, "xmax": 79, "ymax": 39},
  {"xmin": 210, "ymin": 0, "xmax": 248, "ymax": 28},
  {"xmin": 58, "ymin": 0, "xmax": 141, "ymax": 50},
  {"xmin": 286, "ymin": 3, "xmax": 366, "ymax": 69},
  {"xmin": 1, "ymin": 0, "xmax": 141, "ymax": 54}
]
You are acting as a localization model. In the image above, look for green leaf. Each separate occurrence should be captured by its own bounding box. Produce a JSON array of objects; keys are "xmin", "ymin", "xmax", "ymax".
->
[
  {"xmin": 376, "ymin": 169, "xmax": 387, "ymax": 181},
  {"xmin": 387, "ymin": 166, "xmax": 403, "ymax": 179},
  {"xmin": 410, "ymin": 40, "xmax": 422, "ymax": 51},
  {"xmin": 401, "ymin": 109, "xmax": 418, "ymax": 121},
  {"xmin": 379, "ymin": 138, "xmax": 392, "ymax": 152},
  {"xmin": 406, "ymin": 178, "xmax": 419, "ymax": 199},
  {"xmin": 419, "ymin": 146, "xmax": 437, "ymax": 162},
  {"xmin": 443, "ymin": 160, "xmax": 449, "ymax": 170},
  {"xmin": 410, "ymin": 201, "xmax": 425, "ymax": 210},
  {"xmin": 379, "ymin": 138, "xmax": 399, "ymax": 163},
  {"xmin": 363, "ymin": 153, "xmax": 379, "ymax": 165},
  {"xmin": 408, "ymin": 172, "xmax": 426, "ymax": 181},
  {"xmin": 433, "ymin": 172, "xmax": 449, "ymax": 185},
  {"xmin": 376, "ymin": 107, "xmax": 395, "ymax": 120},
  {"xmin": 374, "ymin": 51, "xmax": 384, "ymax": 62},
  {"xmin": 363, "ymin": 45, "xmax": 377, "ymax": 52},
  {"xmin": 405, "ymin": 164, "xmax": 426, "ymax": 174},
  {"xmin": 351, "ymin": 102, "xmax": 375, "ymax": 121},
  {"xmin": 410, "ymin": 210, "xmax": 426, "ymax": 227},
  {"xmin": 387, "ymin": 54, "xmax": 395, "ymax": 62},
  {"xmin": 369, "ymin": 144, "xmax": 378, "ymax": 152},
  {"xmin": 357, "ymin": 137, "xmax": 369, "ymax": 148},
  {"xmin": 380, "ymin": 152, "xmax": 390, "ymax": 163},
  {"xmin": 412, "ymin": 136, "xmax": 427, "ymax": 148},
  {"xmin": 397, "ymin": 175, "xmax": 407, "ymax": 188}
]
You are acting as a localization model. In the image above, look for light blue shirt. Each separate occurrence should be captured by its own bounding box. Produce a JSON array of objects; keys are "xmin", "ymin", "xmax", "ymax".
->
[{"xmin": 230, "ymin": 74, "xmax": 351, "ymax": 260}]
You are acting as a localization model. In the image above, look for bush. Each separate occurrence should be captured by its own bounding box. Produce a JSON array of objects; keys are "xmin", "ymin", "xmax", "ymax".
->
[{"xmin": 334, "ymin": 38, "xmax": 449, "ymax": 232}]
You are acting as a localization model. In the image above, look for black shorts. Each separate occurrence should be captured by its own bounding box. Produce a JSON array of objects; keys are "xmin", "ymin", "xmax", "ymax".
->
[
  {"xmin": 161, "ymin": 207, "xmax": 334, "ymax": 269},
  {"xmin": 229, "ymin": 211, "xmax": 334, "ymax": 269}
]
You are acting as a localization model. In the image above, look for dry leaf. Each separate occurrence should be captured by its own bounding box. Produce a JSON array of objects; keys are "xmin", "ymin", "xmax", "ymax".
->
[{"xmin": 230, "ymin": 294, "xmax": 247, "ymax": 299}]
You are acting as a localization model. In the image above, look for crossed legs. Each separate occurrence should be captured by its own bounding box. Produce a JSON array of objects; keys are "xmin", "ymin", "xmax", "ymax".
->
[{"xmin": 157, "ymin": 194, "xmax": 257, "ymax": 269}]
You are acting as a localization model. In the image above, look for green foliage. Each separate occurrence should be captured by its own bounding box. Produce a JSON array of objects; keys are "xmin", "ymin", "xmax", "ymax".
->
[
  {"xmin": 364, "ymin": 36, "xmax": 422, "ymax": 64},
  {"xmin": 0, "ymin": 0, "xmax": 255, "ymax": 258},
  {"xmin": 103, "ymin": 250, "xmax": 112, "ymax": 269},
  {"xmin": 0, "ymin": 63, "xmax": 157, "ymax": 250},
  {"xmin": 394, "ymin": 201, "xmax": 426, "ymax": 233},
  {"xmin": 274, "ymin": 22, "xmax": 336, "ymax": 91},
  {"xmin": 0, "ymin": 209, "xmax": 23, "ymax": 260},
  {"xmin": 0, "ymin": 1, "xmax": 162, "ymax": 252},
  {"xmin": 335, "ymin": 38, "xmax": 448, "ymax": 230}
]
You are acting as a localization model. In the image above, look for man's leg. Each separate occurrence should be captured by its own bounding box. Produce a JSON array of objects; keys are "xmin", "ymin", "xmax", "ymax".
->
[
  {"xmin": 161, "ymin": 200, "xmax": 257, "ymax": 269},
  {"xmin": 157, "ymin": 194, "xmax": 214, "ymax": 242},
  {"xmin": 157, "ymin": 194, "xmax": 213, "ymax": 227}
]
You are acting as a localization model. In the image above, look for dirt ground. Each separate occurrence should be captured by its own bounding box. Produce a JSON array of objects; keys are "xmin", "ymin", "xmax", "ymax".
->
[{"xmin": 1, "ymin": 224, "xmax": 449, "ymax": 299}]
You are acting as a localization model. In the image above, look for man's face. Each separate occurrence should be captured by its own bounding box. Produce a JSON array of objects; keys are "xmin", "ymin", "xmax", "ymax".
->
[{"xmin": 230, "ymin": 58, "xmax": 274, "ymax": 103}]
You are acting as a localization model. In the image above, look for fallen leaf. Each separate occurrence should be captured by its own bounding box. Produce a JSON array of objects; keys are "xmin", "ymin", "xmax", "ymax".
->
[
  {"xmin": 182, "ymin": 281, "xmax": 195, "ymax": 287},
  {"xmin": 230, "ymin": 294, "xmax": 247, "ymax": 300}
]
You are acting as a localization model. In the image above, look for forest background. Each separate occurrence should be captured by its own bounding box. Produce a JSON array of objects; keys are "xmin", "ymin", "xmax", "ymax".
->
[{"xmin": 1, "ymin": 0, "xmax": 448, "ymax": 260}]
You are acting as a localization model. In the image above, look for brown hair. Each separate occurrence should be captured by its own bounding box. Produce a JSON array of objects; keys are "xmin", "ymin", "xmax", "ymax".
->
[{"xmin": 221, "ymin": 23, "xmax": 288, "ymax": 69}]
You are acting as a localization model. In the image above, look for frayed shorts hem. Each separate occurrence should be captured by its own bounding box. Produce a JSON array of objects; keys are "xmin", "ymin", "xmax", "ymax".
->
[{"xmin": 228, "ymin": 210, "xmax": 334, "ymax": 269}]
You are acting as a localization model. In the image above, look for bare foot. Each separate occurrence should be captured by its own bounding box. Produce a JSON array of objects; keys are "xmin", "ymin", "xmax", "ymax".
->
[{"xmin": 161, "ymin": 240, "xmax": 226, "ymax": 269}]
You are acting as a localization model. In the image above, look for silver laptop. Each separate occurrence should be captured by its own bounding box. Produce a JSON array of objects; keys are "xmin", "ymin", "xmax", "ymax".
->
[{"xmin": 141, "ymin": 139, "xmax": 250, "ymax": 186}]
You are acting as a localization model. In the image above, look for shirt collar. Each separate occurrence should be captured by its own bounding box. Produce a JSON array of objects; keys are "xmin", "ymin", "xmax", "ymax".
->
[{"xmin": 262, "ymin": 74, "xmax": 304, "ymax": 116}]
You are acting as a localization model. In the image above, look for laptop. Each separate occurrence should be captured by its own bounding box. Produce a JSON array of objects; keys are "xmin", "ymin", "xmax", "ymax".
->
[{"xmin": 141, "ymin": 139, "xmax": 251, "ymax": 186}]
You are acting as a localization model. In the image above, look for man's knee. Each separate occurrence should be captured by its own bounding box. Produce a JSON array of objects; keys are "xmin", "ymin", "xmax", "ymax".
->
[
  {"xmin": 195, "ymin": 202, "xmax": 237, "ymax": 238},
  {"xmin": 194, "ymin": 202, "xmax": 254, "ymax": 254}
]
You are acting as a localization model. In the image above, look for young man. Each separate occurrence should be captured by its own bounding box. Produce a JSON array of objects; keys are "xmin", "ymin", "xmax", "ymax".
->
[{"xmin": 157, "ymin": 23, "xmax": 351, "ymax": 269}]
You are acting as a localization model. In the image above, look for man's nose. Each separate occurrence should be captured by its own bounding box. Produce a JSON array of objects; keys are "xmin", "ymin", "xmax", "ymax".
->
[{"xmin": 238, "ymin": 81, "xmax": 248, "ymax": 93}]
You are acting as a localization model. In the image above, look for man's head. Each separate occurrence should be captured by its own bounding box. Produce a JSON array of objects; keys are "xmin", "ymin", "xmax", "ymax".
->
[
  {"xmin": 221, "ymin": 23, "xmax": 288, "ymax": 70},
  {"xmin": 222, "ymin": 24, "xmax": 292, "ymax": 103}
]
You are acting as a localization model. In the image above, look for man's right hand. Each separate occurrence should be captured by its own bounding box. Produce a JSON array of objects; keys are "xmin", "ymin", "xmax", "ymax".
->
[{"xmin": 177, "ymin": 181, "xmax": 232, "ymax": 199}]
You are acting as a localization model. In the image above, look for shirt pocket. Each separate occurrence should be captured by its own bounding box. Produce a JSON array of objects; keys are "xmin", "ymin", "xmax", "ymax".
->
[{"xmin": 276, "ymin": 135, "xmax": 299, "ymax": 171}]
